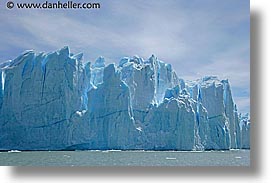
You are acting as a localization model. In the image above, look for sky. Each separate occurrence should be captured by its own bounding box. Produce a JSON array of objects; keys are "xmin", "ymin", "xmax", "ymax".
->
[{"xmin": 0, "ymin": 0, "xmax": 250, "ymax": 113}]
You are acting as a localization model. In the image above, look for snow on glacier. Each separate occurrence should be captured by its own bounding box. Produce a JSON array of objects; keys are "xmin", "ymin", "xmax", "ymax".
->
[{"xmin": 0, "ymin": 47, "xmax": 250, "ymax": 150}]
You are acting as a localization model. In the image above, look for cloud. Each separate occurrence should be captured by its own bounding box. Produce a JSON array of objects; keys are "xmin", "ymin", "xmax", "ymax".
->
[
  {"xmin": 234, "ymin": 97, "xmax": 250, "ymax": 114},
  {"xmin": 0, "ymin": 0, "xmax": 250, "ymax": 112}
]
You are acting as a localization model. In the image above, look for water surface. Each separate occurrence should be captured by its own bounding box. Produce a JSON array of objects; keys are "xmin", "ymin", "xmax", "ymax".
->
[{"xmin": 0, "ymin": 150, "xmax": 250, "ymax": 166}]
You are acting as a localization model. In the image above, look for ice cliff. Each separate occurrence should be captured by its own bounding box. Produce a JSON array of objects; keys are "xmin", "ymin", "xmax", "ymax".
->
[
  {"xmin": 0, "ymin": 47, "xmax": 250, "ymax": 150},
  {"xmin": 239, "ymin": 113, "xmax": 250, "ymax": 149}
]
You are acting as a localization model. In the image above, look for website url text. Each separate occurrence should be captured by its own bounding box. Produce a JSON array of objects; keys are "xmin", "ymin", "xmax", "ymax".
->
[{"xmin": 6, "ymin": 1, "xmax": 101, "ymax": 10}]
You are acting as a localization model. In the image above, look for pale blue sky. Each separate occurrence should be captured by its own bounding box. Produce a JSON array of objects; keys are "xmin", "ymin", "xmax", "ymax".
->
[{"xmin": 0, "ymin": 0, "xmax": 250, "ymax": 113}]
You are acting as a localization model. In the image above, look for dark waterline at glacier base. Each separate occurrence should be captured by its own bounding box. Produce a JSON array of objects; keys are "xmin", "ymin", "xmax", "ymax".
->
[{"xmin": 0, "ymin": 150, "xmax": 250, "ymax": 166}]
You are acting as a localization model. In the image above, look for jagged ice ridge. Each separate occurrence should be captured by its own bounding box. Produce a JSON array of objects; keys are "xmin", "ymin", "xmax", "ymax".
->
[{"xmin": 0, "ymin": 47, "xmax": 250, "ymax": 150}]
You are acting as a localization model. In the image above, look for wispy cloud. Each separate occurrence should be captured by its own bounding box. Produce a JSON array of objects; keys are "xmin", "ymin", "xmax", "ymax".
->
[{"xmin": 234, "ymin": 97, "xmax": 250, "ymax": 114}]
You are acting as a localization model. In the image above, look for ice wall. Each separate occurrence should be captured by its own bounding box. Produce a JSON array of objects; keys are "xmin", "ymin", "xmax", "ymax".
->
[
  {"xmin": 240, "ymin": 114, "xmax": 250, "ymax": 149},
  {"xmin": 0, "ymin": 47, "xmax": 250, "ymax": 150},
  {"xmin": 186, "ymin": 76, "xmax": 244, "ymax": 150}
]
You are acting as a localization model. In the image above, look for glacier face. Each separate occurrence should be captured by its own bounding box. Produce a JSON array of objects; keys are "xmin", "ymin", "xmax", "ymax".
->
[
  {"xmin": 0, "ymin": 47, "xmax": 250, "ymax": 150},
  {"xmin": 239, "ymin": 113, "xmax": 250, "ymax": 149},
  {"xmin": 185, "ymin": 77, "xmax": 243, "ymax": 150}
]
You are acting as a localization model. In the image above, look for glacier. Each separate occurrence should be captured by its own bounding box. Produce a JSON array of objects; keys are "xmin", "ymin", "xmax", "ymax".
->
[{"xmin": 0, "ymin": 47, "xmax": 250, "ymax": 150}]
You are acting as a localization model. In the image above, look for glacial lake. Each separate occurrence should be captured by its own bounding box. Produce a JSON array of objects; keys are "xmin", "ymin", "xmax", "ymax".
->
[{"xmin": 0, "ymin": 150, "xmax": 250, "ymax": 166}]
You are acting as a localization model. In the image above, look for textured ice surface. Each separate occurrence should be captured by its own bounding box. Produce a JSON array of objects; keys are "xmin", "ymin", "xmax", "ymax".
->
[
  {"xmin": 240, "ymin": 113, "xmax": 250, "ymax": 149},
  {"xmin": 0, "ymin": 47, "xmax": 250, "ymax": 150},
  {"xmin": 185, "ymin": 77, "xmax": 243, "ymax": 150}
]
